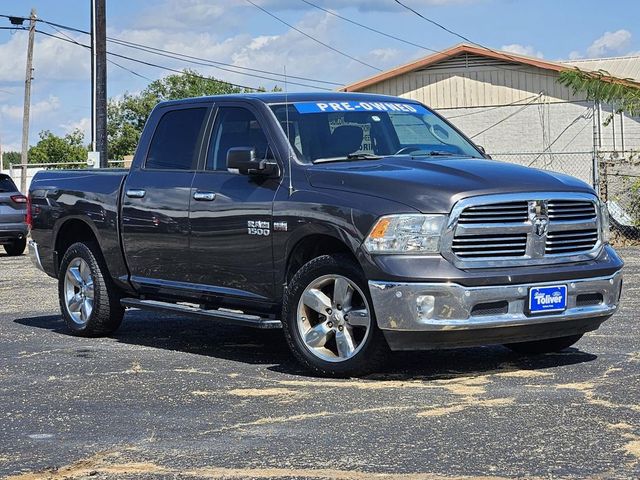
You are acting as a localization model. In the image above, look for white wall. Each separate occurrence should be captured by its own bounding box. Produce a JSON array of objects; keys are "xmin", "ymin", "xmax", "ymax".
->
[{"xmin": 9, "ymin": 167, "xmax": 45, "ymax": 193}]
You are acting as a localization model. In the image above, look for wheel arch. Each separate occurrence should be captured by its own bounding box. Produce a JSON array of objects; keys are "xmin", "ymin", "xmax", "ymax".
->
[
  {"xmin": 53, "ymin": 217, "xmax": 102, "ymax": 275},
  {"xmin": 284, "ymin": 232, "xmax": 361, "ymax": 285}
]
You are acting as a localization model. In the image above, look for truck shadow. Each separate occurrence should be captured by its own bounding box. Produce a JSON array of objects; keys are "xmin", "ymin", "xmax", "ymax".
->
[{"xmin": 14, "ymin": 311, "xmax": 597, "ymax": 381}]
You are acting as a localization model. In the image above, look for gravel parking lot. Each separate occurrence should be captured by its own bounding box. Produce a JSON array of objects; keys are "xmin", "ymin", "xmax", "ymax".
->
[{"xmin": 0, "ymin": 249, "xmax": 638, "ymax": 479}]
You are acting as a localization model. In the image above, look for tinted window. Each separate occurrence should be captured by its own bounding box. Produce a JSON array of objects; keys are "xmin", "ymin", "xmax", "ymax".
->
[
  {"xmin": 207, "ymin": 107, "xmax": 271, "ymax": 171},
  {"xmin": 0, "ymin": 175, "xmax": 17, "ymax": 193},
  {"xmin": 146, "ymin": 107, "xmax": 207, "ymax": 170}
]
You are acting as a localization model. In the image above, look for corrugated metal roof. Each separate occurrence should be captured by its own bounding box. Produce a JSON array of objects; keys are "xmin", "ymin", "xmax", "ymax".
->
[{"xmin": 563, "ymin": 56, "xmax": 640, "ymax": 82}]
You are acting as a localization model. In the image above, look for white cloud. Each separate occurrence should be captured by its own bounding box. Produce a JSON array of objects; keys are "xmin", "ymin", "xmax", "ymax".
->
[
  {"xmin": 0, "ymin": 95, "xmax": 60, "ymax": 121},
  {"xmin": 61, "ymin": 117, "xmax": 91, "ymax": 141},
  {"xmin": 568, "ymin": 50, "xmax": 583, "ymax": 60},
  {"xmin": 112, "ymin": 10, "xmax": 372, "ymax": 89},
  {"xmin": 586, "ymin": 29, "xmax": 632, "ymax": 57},
  {"xmin": 501, "ymin": 43, "xmax": 544, "ymax": 59},
  {"xmin": 0, "ymin": 31, "xmax": 89, "ymax": 83},
  {"xmin": 368, "ymin": 47, "xmax": 402, "ymax": 63}
]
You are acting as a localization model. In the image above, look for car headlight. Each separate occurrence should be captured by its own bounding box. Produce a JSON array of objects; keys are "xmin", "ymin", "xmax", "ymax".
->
[
  {"xmin": 364, "ymin": 214, "xmax": 447, "ymax": 254},
  {"xmin": 599, "ymin": 200, "xmax": 610, "ymax": 244}
]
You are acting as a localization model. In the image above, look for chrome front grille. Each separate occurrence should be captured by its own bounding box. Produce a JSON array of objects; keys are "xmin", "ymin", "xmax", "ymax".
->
[
  {"xmin": 547, "ymin": 200, "xmax": 596, "ymax": 221},
  {"xmin": 458, "ymin": 202, "xmax": 529, "ymax": 224},
  {"xmin": 443, "ymin": 192, "xmax": 602, "ymax": 268},
  {"xmin": 546, "ymin": 229, "xmax": 599, "ymax": 254},
  {"xmin": 452, "ymin": 233, "xmax": 527, "ymax": 258}
]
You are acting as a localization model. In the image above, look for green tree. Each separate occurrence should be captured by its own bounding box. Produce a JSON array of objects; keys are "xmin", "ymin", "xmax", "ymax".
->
[
  {"xmin": 108, "ymin": 69, "xmax": 268, "ymax": 159},
  {"xmin": 28, "ymin": 129, "xmax": 88, "ymax": 165},
  {"xmin": 558, "ymin": 68, "xmax": 640, "ymax": 118},
  {"xmin": 1, "ymin": 151, "xmax": 21, "ymax": 170}
]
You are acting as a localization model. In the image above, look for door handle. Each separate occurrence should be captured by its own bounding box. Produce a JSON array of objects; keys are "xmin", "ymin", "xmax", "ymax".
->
[
  {"xmin": 126, "ymin": 189, "xmax": 146, "ymax": 199},
  {"xmin": 193, "ymin": 191, "xmax": 216, "ymax": 201}
]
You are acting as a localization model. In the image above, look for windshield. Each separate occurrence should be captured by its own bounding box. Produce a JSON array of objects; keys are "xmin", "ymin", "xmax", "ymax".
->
[{"xmin": 269, "ymin": 100, "xmax": 483, "ymax": 163}]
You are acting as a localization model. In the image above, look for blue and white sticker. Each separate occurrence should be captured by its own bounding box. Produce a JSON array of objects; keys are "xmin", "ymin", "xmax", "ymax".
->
[{"xmin": 293, "ymin": 101, "xmax": 429, "ymax": 114}]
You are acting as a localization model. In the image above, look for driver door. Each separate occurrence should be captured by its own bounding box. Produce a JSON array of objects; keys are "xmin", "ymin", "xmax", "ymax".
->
[{"xmin": 188, "ymin": 103, "xmax": 281, "ymax": 305}]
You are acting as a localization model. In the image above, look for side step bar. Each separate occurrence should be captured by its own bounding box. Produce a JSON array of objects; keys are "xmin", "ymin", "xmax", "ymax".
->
[{"xmin": 120, "ymin": 298, "xmax": 282, "ymax": 329}]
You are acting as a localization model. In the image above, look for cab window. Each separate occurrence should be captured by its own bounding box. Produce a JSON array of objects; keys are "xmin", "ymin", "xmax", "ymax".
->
[
  {"xmin": 206, "ymin": 107, "xmax": 272, "ymax": 171},
  {"xmin": 145, "ymin": 107, "xmax": 208, "ymax": 170}
]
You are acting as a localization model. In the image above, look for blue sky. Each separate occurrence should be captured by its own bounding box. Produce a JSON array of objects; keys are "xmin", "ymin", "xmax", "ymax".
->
[{"xmin": 0, "ymin": 0, "xmax": 638, "ymax": 154}]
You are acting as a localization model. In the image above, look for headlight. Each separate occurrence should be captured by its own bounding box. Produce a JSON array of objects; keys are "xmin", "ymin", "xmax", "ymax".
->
[
  {"xmin": 364, "ymin": 214, "xmax": 447, "ymax": 254},
  {"xmin": 599, "ymin": 200, "xmax": 610, "ymax": 244}
]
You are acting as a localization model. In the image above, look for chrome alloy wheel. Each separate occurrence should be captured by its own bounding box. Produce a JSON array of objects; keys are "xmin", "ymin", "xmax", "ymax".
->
[
  {"xmin": 296, "ymin": 274, "xmax": 372, "ymax": 362},
  {"xmin": 63, "ymin": 258, "xmax": 94, "ymax": 326}
]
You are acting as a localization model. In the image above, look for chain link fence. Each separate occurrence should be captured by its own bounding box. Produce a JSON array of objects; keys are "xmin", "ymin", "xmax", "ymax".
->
[
  {"xmin": 596, "ymin": 150, "xmax": 640, "ymax": 244},
  {"xmin": 493, "ymin": 150, "xmax": 640, "ymax": 245}
]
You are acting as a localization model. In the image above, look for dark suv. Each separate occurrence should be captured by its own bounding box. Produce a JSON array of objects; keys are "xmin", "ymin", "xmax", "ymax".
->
[{"xmin": 0, "ymin": 174, "xmax": 28, "ymax": 256}]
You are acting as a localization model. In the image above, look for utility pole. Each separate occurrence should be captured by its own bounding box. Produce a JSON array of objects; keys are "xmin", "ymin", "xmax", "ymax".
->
[
  {"xmin": 91, "ymin": 0, "xmax": 107, "ymax": 167},
  {"xmin": 20, "ymin": 8, "xmax": 36, "ymax": 193}
]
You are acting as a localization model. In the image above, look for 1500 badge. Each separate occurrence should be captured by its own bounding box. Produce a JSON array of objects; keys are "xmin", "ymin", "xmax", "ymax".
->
[{"xmin": 247, "ymin": 220, "xmax": 270, "ymax": 236}]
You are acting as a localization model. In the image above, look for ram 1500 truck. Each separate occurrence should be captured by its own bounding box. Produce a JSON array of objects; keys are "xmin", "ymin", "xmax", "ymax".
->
[{"xmin": 28, "ymin": 93, "xmax": 624, "ymax": 376}]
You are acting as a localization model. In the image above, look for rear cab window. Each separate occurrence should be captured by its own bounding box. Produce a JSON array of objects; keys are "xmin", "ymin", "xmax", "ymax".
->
[{"xmin": 145, "ymin": 107, "xmax": 208, "ymax": 170}]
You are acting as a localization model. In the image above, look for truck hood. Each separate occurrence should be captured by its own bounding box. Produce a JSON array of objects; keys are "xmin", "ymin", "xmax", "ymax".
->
[{"xmin": 306, "ymin": 156, "xmax": 594, "ymax": 213}]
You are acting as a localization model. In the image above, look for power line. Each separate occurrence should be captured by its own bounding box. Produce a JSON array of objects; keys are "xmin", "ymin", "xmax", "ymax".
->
[
  {"xmin": 470, "ymin": 93, "xmax": 542, "ymax": 139},
  {"xmin": 42, "ymin": 22, "xmax": 154, "ymax": 82},
  {"xmin": 444, "ymin": 94, "xmax": 543, "ymax": 119},
  {"xmin": 36, "ymin": 28, "xmax": 332, "ymax": 91},
  {"xmin": 35, "ymin": 29, "xmax": 263, "ymax": 92},
  {"xmin": 299, "ymin": 0, "xmax": 439, "ymax": 54},
  {"xmin": 36, "ymin": 17, "xmax": 340, "ymax": 89},
  {"xmin": 393, "ymin": 0, "xmax": 529, "ymax": 66},
  {"xmin": 105, "ymin": 37, "xmax": 331, "ymax": 90},
  {"xmin": 244, "ymin": 0, "xmax": 381, "ymax": 72}
]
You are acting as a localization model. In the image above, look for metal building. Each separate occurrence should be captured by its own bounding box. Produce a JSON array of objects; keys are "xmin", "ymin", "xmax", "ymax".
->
[{"xmin": 343, "ymin": 44, "xmax": 640, "ymax": 185}]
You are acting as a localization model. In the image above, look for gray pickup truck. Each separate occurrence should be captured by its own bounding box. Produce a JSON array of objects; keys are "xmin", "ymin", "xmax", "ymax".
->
[
  {"xmin": 28, "ymin": 92, "xmax": 623, "ymax": 376},
  {"xmin": 0, "ymin": 173, "xmax": 28, "ymax": 256}
]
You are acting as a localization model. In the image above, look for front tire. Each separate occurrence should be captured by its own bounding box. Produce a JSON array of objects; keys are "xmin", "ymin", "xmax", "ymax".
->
[
  {"xmin": 282, "ymin": 254, "xmax": 388, "ymax": 377},
  {"xmin": 58, "ymin": 241, "xmax": 124, "ymax": 336},
  {"xmin": 4, "ymin": 238, "xmax": 26, "ymax": 256},
  {"xmin": 505, "ymin": 334, "xmax": 583, "ymax": 354}
]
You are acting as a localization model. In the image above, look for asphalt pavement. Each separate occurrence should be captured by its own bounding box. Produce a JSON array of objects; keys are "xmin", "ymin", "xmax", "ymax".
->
[{"xmin": 0, "ymin": 249, "xmax": 638, "ymax": 479}]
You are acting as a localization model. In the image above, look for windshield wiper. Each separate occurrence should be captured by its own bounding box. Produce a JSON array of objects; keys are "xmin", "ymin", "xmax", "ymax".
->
[
  {"xmin": 313, "ymin": 153, "xmax": 382, "ymax": 164},
  {"xmin": 409, "ymin": 151, "xmax": 476, "ymax": 158}
]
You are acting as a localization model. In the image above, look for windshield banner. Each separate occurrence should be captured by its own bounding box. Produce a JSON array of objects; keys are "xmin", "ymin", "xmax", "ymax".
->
[{"xmin": 293, "ymin": 101, "xmax": 429, "ymax": 115}]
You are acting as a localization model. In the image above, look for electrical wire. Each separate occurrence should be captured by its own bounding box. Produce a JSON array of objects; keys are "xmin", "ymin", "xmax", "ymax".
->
[
  {"xmin": 393, "ymin": 0, "xmax": 524, "ymax": 63},
  {"xmin": 43, "ymin": 22, "xmax": 155, "ymax": 82},
  {"xmin": 444, "ymin": 94, "xmax": 543, "ymax": 119},
  {"xmin": 36, "ymin": 28, "xmax": 332, "ymax": 91},
  {"xmin": 299, "ymin": 0, "xmax": 439, "ymax": 54},
  {"xmin": 35, "ymin": 29, "xmax": 263, "ymax": 91},
  {"xmin": 36, "ymin": 17, "xmax": 341, "ymax": 89},
  {"xmin": 244, "ymin": 0, "xmax": 381, "ymax": 72},
  {"xmin": 469, "ymin": 93, "xmax": 542, "ymax": 139}
]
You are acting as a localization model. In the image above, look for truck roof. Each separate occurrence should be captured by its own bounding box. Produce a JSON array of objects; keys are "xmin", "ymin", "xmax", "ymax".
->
[{"xmin": 157, "ymin": 91, "xmax": 422, "ymax": 108}]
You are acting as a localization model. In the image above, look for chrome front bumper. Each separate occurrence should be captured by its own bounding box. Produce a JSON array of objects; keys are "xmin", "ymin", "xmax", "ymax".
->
[
  {"xmin": 28, "ymin": 240, "xmax": 45, "ymax": 273},
  {"xmin": 369, "ymin": 271, "xmax": 623, "ymax": 332}
]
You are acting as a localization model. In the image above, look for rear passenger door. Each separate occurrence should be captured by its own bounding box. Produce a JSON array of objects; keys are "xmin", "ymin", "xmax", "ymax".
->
[
  {"xmin": 121, "ymin": 104, "xmax": 210, "ymax": 291},
  {"xmin": 188, "ymin": 103, "xmax": 281, "ymax": 304}
]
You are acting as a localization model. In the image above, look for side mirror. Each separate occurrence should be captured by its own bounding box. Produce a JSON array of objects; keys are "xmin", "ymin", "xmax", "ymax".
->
[{"xmin": 227, "ymin": 147, "xmax": 278, "ymax": 176}]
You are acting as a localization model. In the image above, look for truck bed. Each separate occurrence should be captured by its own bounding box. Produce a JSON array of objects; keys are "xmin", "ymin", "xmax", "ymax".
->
[{"xmin": 29, "ymin": 169, "xmax": 129, "ymax": 284}]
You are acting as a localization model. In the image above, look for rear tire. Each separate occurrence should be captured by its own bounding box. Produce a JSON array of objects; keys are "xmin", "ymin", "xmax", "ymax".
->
[
  {"xmin": 58, "ymin": 241, "xmax": 124, "ymax": 336},
  {"xmin": 282, "ymin": 254, "xmax": 388, "ymax": 377},
  {"xmin": 505, "ymin": 334, "xmax": 583, "ymax": 354},
  {"xmin": 4, "ymin": 238, "xmax": 26, "ymax": 256}
]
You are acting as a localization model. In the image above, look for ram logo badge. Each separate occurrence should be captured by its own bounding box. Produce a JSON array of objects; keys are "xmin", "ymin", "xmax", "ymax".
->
[{"xmin": 247, "ymin": 220, "xmax": 270, "ymax": 236}]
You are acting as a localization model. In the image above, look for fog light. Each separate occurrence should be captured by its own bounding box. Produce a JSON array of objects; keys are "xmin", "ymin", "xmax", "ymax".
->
[{"xmin": 416, "ymin": 295, "xmax": 435, "ymax": 319}]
